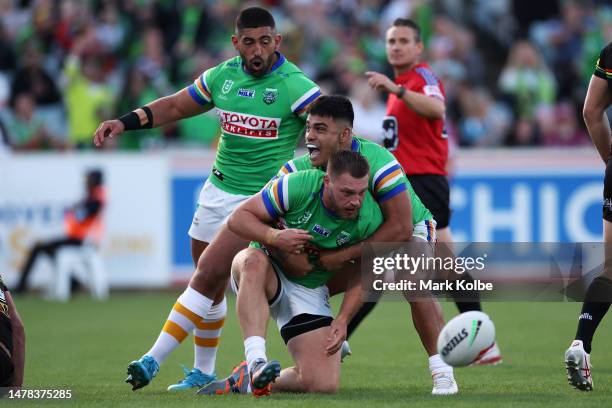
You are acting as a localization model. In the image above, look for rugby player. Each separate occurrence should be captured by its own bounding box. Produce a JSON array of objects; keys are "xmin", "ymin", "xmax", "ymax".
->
[
  {"xmin": 365, "ymin": 18, "xmax": 500, "ymax": 365},
  {"xmin": 202, "ymin": 151, "xmax": 384, "ymax": 396},
  {"xmin": 565, "ymin": 41, "xmax": 612, "ymax": 391},
  {"xmin": 93, "ymin": 7, "xmax": 321, "ymax": 391},
  {"xmin": 201, "ymin": 96, "xmax": 458, "ymax": 395},
  {"xmin": 0, "ymin": 274, "xmax": 25, "ymax": 392}
]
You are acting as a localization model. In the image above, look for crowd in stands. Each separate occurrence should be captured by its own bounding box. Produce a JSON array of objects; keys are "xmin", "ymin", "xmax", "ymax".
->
[{"xmin": 0, "ymin": 0, "xmax": 609, "ymax": 152}]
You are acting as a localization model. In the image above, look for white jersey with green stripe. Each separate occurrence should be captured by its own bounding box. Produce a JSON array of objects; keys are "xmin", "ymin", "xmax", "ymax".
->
[
  {"xmin": 189, "ymin": 52, "xmax": 320, "ymax": 195},
  {"xmin": 258, "ymin": 169, "xmax": 383, "ymax": 289},
  {"xmin": 277, "ymin": 136, "xmax": 433, "ymax": 224}
]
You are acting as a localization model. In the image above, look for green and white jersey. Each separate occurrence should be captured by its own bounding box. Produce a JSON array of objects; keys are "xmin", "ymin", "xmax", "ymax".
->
[
  {"xmin": 189, "ymin": 53, "xmax": 320, "ymax": 195},
  {"xmin": 260, "ymin": 169, "xmax": 383, "ymax": 289},
  {"xmin": 277, "ymin": 136, "xmax": 432, "ymax": 224}
]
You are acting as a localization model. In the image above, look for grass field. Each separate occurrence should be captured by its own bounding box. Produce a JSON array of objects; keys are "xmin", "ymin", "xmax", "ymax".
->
[{"xmin": 8, "ymin": 292, "xmax": 612, "ymax": 407}]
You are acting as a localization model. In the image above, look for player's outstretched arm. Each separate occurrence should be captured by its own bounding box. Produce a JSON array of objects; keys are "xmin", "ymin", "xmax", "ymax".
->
[
  {"xmin": 93, "ymin": 87, "xmax": 211, "ymax": 147},
  {"xmin": 227, "ymin": 195, "xmax": 312, "ymax": 254},
  {"xmin": 6, "ymin": 291, "xmax": 25, "ymax": 388},
  {"xmin": 319, "ymin": 191, "xmax": 413, "ymax": 271},
  {"xmin": 583, "ymin": 75, "xmax": 612, "ymax": 162},
  {"xmin": 326, "ymin": 261, "xmax": 363, "ymax": 355}
]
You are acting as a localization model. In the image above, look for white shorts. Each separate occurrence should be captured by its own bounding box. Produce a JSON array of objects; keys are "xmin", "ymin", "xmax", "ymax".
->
[
  {"xmin": 230, "ymin": 258, "xmax": 333, "ymax": 331},
  {"xmin": 188, "ymin": 178, "xmax": 250, "ymax": 243}
]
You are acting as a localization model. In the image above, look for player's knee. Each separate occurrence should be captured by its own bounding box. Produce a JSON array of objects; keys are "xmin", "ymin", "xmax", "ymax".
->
[{"xmin": 234, "ymin": 248, "xmax": 269, "ymax": 282}]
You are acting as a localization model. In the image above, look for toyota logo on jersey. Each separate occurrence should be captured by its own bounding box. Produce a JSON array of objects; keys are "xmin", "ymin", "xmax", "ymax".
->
[{"xmin": 216, "ymin": 108, "xmax": 281, "ymax": 139}]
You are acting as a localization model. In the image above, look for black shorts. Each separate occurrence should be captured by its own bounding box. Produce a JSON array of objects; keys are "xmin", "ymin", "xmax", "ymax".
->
[
  {"xmin": 280, "ymin": 313, "xmax": 333, "ymax": 344},
  {"xmin": 0, "ymin": 344, "xmax": 14, "ymax": 388},
  {"xmin": 407, "ymin": 174, "xmax": 451, "ymax": 229},
  {"xmin": 603, "ymin": 159, "xmax": 612, "ymax": 222}
]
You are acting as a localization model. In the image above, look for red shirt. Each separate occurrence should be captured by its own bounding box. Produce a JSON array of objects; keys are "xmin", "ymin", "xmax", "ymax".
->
[{"xmin": 383, "ymin": 63, "xmax": 448, "ymax": 175}]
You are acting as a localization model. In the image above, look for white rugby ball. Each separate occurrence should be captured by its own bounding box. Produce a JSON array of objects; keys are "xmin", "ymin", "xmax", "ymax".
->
[{"xmin": 437, "ymin": 311, "xmax": 496, "ymax": 367}]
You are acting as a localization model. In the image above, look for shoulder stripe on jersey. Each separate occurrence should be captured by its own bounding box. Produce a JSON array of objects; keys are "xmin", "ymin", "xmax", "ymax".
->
[
  {"xmin": 377, "ymin": 183, "xmax": 407, "ymax": 204},
  {"xmin": 291, "ymin": 87, "xmax": 321, "ymax": 113},
  {"xmin": 376, "ymin": 171, "xmax": 403, "ymax": 193},
  {"xmin": 351, "ymin": 138, "xmax": 359, "ymax": 152},
  {"xmin": 281, "ymin": 175, "xmax": 290, "ymax": 211},
  {"xmin": 270, "ymin": 175, "xmax": 290, "ymax": 213},
  {"xmin": 415, "ymin": 67, "xmax": 439, "ymax": 86},
  {"xmin": 261, "ymin": 191, "xmax": 280, "ymax": 219},
  {"xmin": 373, "ymin": 162, "xmax": 402, "ymax": 189},
  {"xmin": 195, "ymin": 75, "xmax": 211, "ymax": 99},
  {"xmin": 280, "ymin": 161, "xmax": 297, "ymax": 175},
  {"xmin": 188, "ymin": 85, "xmax": 209, "ymax": 105}
]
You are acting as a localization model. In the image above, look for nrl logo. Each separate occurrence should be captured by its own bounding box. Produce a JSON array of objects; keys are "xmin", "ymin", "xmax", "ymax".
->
[
  {"xmin": 296, "ymin": 211, "xmax": 312, "ymax": 224},
  {"xmin": 222, "ymin": 79, "xmax": 234, "ymax": 94},
  {"xmin": 263, "ymin": 88, "xmax": 278, "ymax": 104},
  {"xmin": 336, "ymin": 231, "xmax": 351, "ymax": 246}
]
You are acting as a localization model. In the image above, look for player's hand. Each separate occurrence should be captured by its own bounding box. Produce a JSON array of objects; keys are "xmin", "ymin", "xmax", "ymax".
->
[
  {"xmin": 93, "ymin": 119, "xmax": 125, "ymax": 147},
  {"xmin": 365, "ymin": 71, "xmax": 400, "ymax": 95},
  {"xmin": 326, "ymin": 319, "xmax": 347, "ymax": 356},
  {"xmin": 268, "ymin": 228, "xmax": 313, "ymax": 254},
  {"xmin": 317, "ymin": 248, "xmax": 348, "ymax": 272}
]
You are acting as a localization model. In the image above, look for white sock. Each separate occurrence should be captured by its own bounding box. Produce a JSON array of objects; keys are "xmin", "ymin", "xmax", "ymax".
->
[
  {"xmin": 146, "ymin": 286, "xmax": 214, "ymax": 364},
  {"xmin": 429, "ymin": 354, "xmax": 453, "ymax": 376},
  {"xmin": 193, "ymin": 297, "xmax": 227, "ymax": 375},
  {"xmin": 244, "ymin": 336, "xmax": 267, "ymax": 372}
]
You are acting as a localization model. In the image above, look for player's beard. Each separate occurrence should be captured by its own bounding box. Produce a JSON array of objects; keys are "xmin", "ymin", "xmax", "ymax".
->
[{"xmin": 245, "ymin": 53, "xmax": 275, "ymax": 77}]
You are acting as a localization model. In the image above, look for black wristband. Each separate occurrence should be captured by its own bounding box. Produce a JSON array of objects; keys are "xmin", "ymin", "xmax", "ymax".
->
[
  {"xmin": 396, "ymin": 85, "xmax": 406, "ymax": 99},
  {"xmin": 118, "ymin": 106, "xmax": 153, "ymax": 130}
]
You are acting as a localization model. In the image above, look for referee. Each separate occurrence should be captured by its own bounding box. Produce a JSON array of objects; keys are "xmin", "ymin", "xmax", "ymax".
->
[{"xmin": 363, "ymin": 17, "xmax": 501, "ymax": 365}]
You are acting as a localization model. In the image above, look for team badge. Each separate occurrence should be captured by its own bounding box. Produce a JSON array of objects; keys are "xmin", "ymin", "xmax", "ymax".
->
[
  {"xmin": 336, "ymin": 231, "xmax": 351, "ymax": 246},
  {"xmin": 263, "ymin": 88, "xmax": 278, "ymax": 104},
  {"xmin": 222, "ymin": 79, "xmax": 234, "ymax": 94}
]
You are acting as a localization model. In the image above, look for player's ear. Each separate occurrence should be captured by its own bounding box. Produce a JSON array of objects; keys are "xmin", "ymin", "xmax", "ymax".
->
[
  {"xmin": 323, "ymin": 174, "xmax": 330, "ymax": 188},
  {"xmin": 231, "ymin": 35, "xmax": 239, "ymax": 50},
  {"xmin": 274, "ymin": 35, "xmax": 282, "ymax": 51},
  {"xmin": 339, "ymin": 126, "xmax": 351, "ymax": 144}
]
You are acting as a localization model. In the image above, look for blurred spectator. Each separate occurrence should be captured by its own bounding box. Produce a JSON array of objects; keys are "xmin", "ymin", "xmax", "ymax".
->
[
  {"xmin": 498, "ymin": 40, "xmax": 557, "ymax": 120},
  {"xmin": 539, "ymin": 101, "xmax": 589, "ymax": 146},
  {"xmin": 0, "ymin": 0, "xmax": 608, "ymax": 150},
  {"xmin": 0, "ymin": 21, "xmax": 16, "ymax": 72},
  {"xmin": 10, "ymin": 40, "xmax": 65, "ymax": 140},
  {"xmin": 0, "ymin": 92, "xmax": 54, "ymax": 150},
  {"xmin": 457, "ymin": 87, "xmax": 512, "ymax": 147},
  {"xmin": 62, "ymin": 30, "xmax": 115, "ymax": 148}
]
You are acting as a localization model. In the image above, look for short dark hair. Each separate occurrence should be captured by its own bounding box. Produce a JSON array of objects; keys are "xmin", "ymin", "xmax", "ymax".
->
[
  {"xmin": 236, "ymin": 7, "xmax": 276, "ymax": 31},
  {"xmin": 308, "ymin": 95, "xmax": 354, "ymax": 127},
  {"xmin": 392, "ymin": 18, "xmax": 421, "ymax": 42},
  {"xmin": 328, "ymin": 151, "xmax": 369, "ymax": 180},
  {"xmin": 86, "ymin": 169, "xmax": 104, "ymax": 187}
]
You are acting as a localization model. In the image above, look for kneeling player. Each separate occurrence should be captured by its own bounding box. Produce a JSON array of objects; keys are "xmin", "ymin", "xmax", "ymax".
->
[{"xmin": 200, "ymin": 151, "xmax": 379, "ymax": 395}]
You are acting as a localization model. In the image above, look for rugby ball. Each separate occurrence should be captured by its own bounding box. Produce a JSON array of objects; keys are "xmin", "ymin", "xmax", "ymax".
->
[{"xmin": 437, "ymin": 311, "xmax": 495, "ymax": 367}]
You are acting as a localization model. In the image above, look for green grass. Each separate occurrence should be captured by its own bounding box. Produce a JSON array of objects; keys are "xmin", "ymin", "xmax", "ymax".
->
[{"xmin": 8, "ymin": 293, "xmax": 612, "ymax": 407}]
